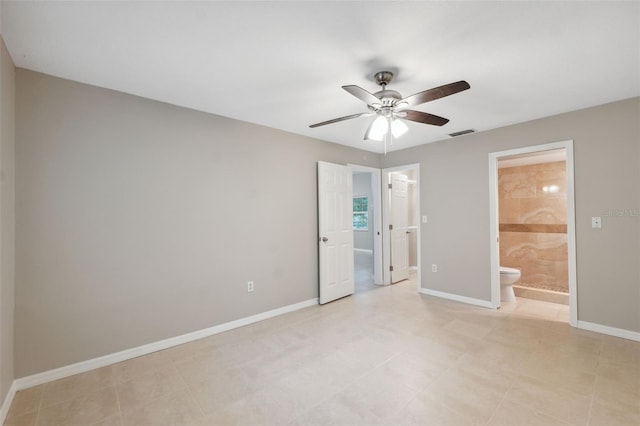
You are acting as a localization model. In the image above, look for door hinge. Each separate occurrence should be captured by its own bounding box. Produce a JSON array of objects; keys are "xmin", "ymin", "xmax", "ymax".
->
[
  {"xmin": 389, "ymin": 224, "xmax": 393, "ymax": 230},
  {"xmin": 388, "ymin": 183, "xmax": 392, "ymax": 189},
  {"xmin": 390, "ymin": 265, "xmax": 394, "ymax": 272}
]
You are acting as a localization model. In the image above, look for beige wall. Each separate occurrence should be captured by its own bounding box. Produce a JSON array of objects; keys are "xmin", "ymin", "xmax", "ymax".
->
[
  {"xmin": 382, "ymin": 97, "xmax": 640, "ymax": 333},
  {"xmin": 14, "ymin": 69, "xmax": 380, "ymax": 377},
  {"xmin": 0, "ymin": 37, "xmax": 16, "ymax": 402},
  {"xmin": 499, "ymin": 161, "xmax": 568, "ymax": 293},
  {"xmin": 10, "ymin": 66, "xmax": 640, "ymax": 379}
]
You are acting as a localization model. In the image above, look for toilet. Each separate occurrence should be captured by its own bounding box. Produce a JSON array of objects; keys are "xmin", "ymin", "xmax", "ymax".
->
[{"xmin": 499, "ymin": 267, "xmax": 521, "ymax": 302}]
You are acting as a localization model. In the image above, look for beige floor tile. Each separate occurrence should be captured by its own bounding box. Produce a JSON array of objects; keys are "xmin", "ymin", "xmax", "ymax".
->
[
  {"xmin": 391, "ymin": 393, "xmax": 476, "ymax": 426},
  {"xmin": 2, "ymin": 411, "xmax": 37, "ymax": 426},
  {"xmin": 442, "ymin": 318, "xmax": 495, "ymax": 341},
  {"xmin": 36, "ymin": 386, "xmax": 119, "ymax": 426},
  {"xmin": 488, "ymin": 399, "xmax": 572, "ymax": 426},
  {"xmin": 592, "ymin": 373, "xmax": 640, "ymax": 413},
  {"xmin": 5, "ymin": 273, "xmax": 639, "ymax": 426},
  {"xmin": 173, "ymin": 349, "xmax": 240, "ymax": 385},
  {"xmin": 5, "ymin": 386, "xmax": 43, "ymax": 419},
  {"xmin": 303, "ymin": 349, "xmax": 373, "ymax": 390},
  {"xmin": 195, "ymin": 398, "xmax": 277, "ymax": 426},
  {"xmin": 511, "ymin": 298, "xmax": 565, "ymax": 319},
  {"xmin": 115, "ymin": 364, "xmax": 189, "ymax": 412},
  {"xmin": 40, "ymin": 367, "xmax": 115, "ymax": 408},
  {"xmin": 599, "ymin": 340, "xmax": 640, "ymax": 366},
  {"xmin": 238, "ymin": 348, "xmax": 304, "ymax": 388},
  {"xmin": 371, "ymin": 352, "xmax": 445, "ymax": 393},
  {"xmin": 188, "ymin": 366, "xmax": 259, "ymax": 415},
  {"xmin": 504, "ymin": 374, "xmax": 592, "ymax": 425},
  {"xmin": 336, "ymin": 335, "xmax": 400, "ymax": 370},
  {"xmin": 289, "ymin": 391, "xmax": 380, "ymax": 426},
  {"xmin": 120, "ymin": 390, "xmax": 203, "ymax": 426},
  {"xmin": 337, "ymin": 370, "xmax": 418, "ymax": 421},
  {"xmin": 91, "ymin": 412, "xmax": 122, "ymax": 426},
  {"xmin": 461, "ymin": 339, "xmax": 529, "ymax": 374},
  {"xmin": 202, "ymin": 372, "xmax": 334, "ymax": 426},
  {"xmin": 421, "ymin": 363, "xmax": 512, "ymax": 424},
  {"xmin": 514, "ymin": 352, "xmax": 597, "ymax": 396},
  {"xmin": 538, "ymin": 332, "xmax": 603, "ymax": 358},
  {"xmin": 588, "ymin": 398, "xmax": 640, "ymax": 426}
]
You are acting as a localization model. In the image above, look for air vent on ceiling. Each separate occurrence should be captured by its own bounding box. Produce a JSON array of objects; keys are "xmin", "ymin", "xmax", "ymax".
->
[{"xmin": 449, "ymin": 129, "xmax": 475, "ymax": 137}]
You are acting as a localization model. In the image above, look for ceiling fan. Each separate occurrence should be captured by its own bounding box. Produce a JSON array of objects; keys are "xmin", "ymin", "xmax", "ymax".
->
[{"xmin": 310, "ymin": 71, "xmax": 470, "ymax": 151}]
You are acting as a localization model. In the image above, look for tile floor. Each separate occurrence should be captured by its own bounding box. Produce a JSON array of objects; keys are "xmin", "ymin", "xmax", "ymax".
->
[{"xmin": 4, "ymin": 271, "xmax": 639, "ymax": 425}]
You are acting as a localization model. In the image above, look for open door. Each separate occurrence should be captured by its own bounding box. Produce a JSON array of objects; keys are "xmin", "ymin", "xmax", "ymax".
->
[
  {"xmin": 318, "ymin": 161, "xmax": 355, "ymax": 304},
  {"xmin": 389, "ymin": 172, "xmax": 409, "ymax": 283}
]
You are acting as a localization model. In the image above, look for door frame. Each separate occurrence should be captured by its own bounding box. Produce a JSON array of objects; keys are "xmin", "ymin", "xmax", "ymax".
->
[
  {"xmin": 382, "ymin": 164, "xmax": 421, "ymax": 289},
  {"xmin": 348, "ymin": 164, "xmax": 383, "ymax": 285},
  {"xmin": 488, "ymin": 140, "xmax": 577, "ymax": 326}
]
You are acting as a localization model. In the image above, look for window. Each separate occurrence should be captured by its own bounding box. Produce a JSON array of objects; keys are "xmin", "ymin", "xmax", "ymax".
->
[{"xmin": 353, "ymin": 196, "xmax": 368, "ymax": 231}]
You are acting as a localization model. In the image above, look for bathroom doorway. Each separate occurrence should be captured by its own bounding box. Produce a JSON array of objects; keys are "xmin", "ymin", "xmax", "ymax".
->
[{"xmin": 489, "ymin": 141, "xmax": 577, "ymax": 326}]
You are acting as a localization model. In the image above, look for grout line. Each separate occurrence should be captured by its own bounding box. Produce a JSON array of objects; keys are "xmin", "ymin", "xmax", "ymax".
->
[
  {"xmin": 112, "ymin": 372, "xmax": 123, "ymax": 424},
  {"xmin": 32, "ymin": 386, "xmax": 44, "ymax": 426},
  {"xmin": 585, "ymin": 356, "xmax": 601, "ymax": 426}
]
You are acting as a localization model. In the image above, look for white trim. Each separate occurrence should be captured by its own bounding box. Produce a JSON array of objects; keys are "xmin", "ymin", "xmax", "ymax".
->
[
  {"xmin": 12, "ymin": 298, "xmax": 318, "ymax": 391},
  {"xmin": 0, "ymin": 382, "xmax": 18, "ymax": 425},
  {"xmin": 577, "ymin": 321, "xmax": 640, "ymax": 342},
  {"xmin": 488, "ymin": 140, "xmax": 578, "ymax": 326},
  {"xmin": 419, "ymin": 288, "xmax": 494, "ymax": 309},
  {"xmin": 488, "ymin": 155, "xmax": 501, "ymax": 309},
  {"xmin": 353, "ymin": 248, "xmax": 373, "ymax": 254}
]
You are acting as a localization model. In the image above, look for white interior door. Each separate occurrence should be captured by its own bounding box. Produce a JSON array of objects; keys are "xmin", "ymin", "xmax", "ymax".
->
[
  {"xmin": 390, "ymin": 172, "xmax": 409, "ymax": 283},
  {"xmin": 318, "ymin": 161, "xmax": 354, "ymax": 304}
]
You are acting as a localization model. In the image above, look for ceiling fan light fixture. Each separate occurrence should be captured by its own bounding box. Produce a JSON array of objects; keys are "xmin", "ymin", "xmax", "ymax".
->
[
  {"xmin": 365, "ymin": 115, "xmax": 389, "ymax": 141},
  {"xmin": 391, "ymin": 119, "xmax": 408, "ymax": 138}
]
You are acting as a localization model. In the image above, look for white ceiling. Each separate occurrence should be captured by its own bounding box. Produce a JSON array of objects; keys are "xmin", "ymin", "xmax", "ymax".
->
[{"xmin": 1, "ymin": 1, "xmax": 639, "ymax": 154}]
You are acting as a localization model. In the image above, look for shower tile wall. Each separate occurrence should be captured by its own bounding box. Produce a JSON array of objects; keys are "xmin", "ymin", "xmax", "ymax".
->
[{"xmin": 499, "ymin": 161, "xmax": 568, "ymax": 293}]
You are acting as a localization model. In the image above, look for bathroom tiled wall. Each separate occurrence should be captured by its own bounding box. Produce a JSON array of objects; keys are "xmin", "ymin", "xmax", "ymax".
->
[{"xmin": 498, "ymin": 161, "xmax": 568, "ymax": 293}]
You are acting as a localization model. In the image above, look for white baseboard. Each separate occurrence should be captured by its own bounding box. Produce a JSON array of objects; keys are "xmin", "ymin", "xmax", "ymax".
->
[
  {"xmin": 0, "ymin": 382, "xmax": 18, "ymax": 425},
  {"xmin": 419, "ymin": 288, "xmax": 639, "ymax": 341},
  {"xmin": 419, "ymin": 288, "xmax": 494, "ymax": 309},
  {"xmin": 577, "ymin": 320, "xmax": 640, "ymax": 342},
  {"xmin": 12, "ymin": 298, "xmax": 318, "ymax": 392}
]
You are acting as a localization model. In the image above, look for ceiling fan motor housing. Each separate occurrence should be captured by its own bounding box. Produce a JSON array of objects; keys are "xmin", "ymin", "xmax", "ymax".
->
[
  {"xmin": 374, "ymin": 89, "xmax": 402, "ymax": 104},
  {"xmin": 373, "ymin": 71, "xmax": 402, "ymax": 107},
  {"xmin": 374, "ymin": 71, "xmax": 394, "ymax": 87}
]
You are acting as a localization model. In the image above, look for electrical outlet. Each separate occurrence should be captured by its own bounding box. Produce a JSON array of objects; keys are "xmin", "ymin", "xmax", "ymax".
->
[
  {"xmin": 247, "ymin": 281, "xmax": 254, "ymax": 292},
  {"xmin": 431, "ymin": 264, "xmax": 438, "ymax": 273}
]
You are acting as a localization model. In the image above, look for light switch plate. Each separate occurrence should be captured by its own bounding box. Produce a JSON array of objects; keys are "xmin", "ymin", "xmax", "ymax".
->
[
  {"xmin": 591, "ymin": 217, "xmax": 602, "ymax": 228},
  {"xmin": 422, "ymin": 215, "xmax": 428, "ymax": 223}
]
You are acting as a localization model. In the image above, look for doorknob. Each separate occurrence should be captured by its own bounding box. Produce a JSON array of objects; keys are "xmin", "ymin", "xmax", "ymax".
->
[{"xmin": 321, "ymin": 237, "xmax": 328, "ymax": 242}]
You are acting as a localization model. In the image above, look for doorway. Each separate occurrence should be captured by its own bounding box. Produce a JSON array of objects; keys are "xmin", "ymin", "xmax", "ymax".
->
[
  {"xmin": 349, "ymin": 164, "xmax": 383, "ymax": 292},
  {"xmin": 382, "ymin": 164, "xmax": 421, "ymax": 288},
  {"xmin": 489, "ymin": 141, "xmax": 577, "ymax": 326}
]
